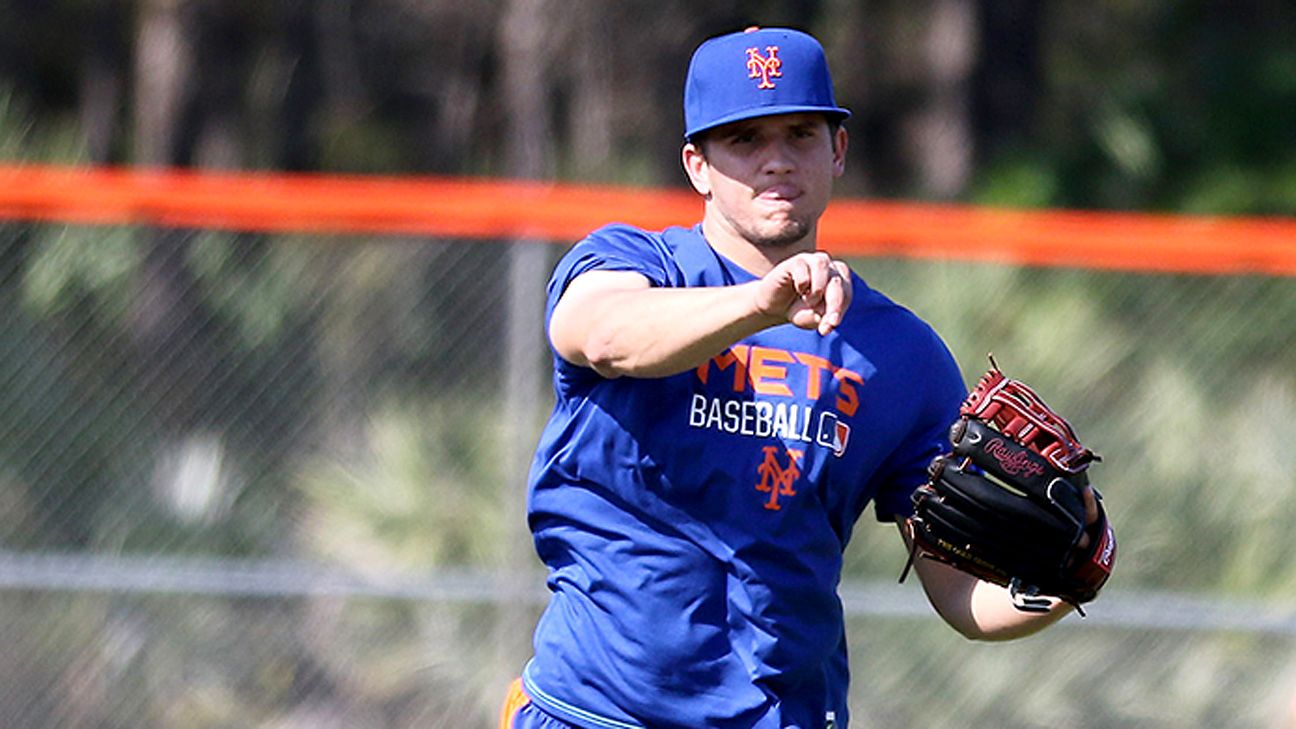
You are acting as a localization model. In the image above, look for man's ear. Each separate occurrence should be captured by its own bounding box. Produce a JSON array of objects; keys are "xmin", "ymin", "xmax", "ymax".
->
[
  {"xmin": 832, "ymin": 126, "xmax": 848, "ymax": 178},
  {"xmin": 682, "ymin": 142, "xmax": 712, "ymax": 197}
]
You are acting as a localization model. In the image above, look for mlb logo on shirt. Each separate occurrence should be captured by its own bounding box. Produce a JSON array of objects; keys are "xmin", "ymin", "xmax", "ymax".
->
[{"xmin": 816, "ymin": 412, "xmax": 850, "ymax": 457}]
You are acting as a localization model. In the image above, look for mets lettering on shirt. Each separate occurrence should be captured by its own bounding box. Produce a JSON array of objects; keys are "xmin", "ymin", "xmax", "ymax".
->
[{"xmin": 688, "ymin": 344, "xmax": 861, "ymax": 456}]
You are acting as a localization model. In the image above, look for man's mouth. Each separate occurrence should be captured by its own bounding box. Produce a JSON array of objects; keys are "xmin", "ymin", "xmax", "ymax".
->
[{"xmin": 757, "ymin": 184, "xmax": 802, "ymax": 202}]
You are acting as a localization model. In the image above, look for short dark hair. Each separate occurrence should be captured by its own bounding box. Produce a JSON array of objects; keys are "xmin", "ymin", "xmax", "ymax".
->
[{"xmin": 686, "ymin": 115, "xmax": 844, "ymax": 155}]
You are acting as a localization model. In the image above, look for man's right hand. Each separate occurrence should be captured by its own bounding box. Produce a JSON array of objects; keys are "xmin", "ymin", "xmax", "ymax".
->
[{"xmin": 752, "ymin": 251, "xmax": 853, "ymax": 335}]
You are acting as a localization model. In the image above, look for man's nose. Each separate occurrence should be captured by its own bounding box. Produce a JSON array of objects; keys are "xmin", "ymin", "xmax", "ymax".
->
[{"xmin": 759, "ymin": 139, "xmax": 796, "ymax": 174}]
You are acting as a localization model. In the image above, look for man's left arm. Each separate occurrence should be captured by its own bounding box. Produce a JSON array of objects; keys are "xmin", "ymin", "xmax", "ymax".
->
[
  {"xmin": 897, "ymin": 519, "xmax": 1075, "ymax": 641},
  {"xmin": 896, "ymin": 365, "xmax": 1115, "ymax": 639}
]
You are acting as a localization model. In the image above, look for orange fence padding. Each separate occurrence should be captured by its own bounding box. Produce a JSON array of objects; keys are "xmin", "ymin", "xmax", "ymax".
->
[{"xmin": 0, "ymin": 164, "xmax": 1293, "ymax": 276}]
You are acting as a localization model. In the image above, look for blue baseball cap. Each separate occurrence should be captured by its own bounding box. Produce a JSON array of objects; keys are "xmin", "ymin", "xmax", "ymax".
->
[{"xmin": 684, "ymin": 26, "xmax": 851, "ymax": 140}]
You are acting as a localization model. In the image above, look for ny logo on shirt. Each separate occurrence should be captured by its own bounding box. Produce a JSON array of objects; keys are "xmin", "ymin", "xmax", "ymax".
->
[{"xmin": 755, "ymin": 445, "xmax": 802, "ymax": 510}]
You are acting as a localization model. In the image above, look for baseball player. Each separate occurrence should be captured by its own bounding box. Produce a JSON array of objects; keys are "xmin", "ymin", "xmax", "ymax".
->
[{"xmin": 501, "ymin": 26, "xmax": 1108, "ymax": 729}]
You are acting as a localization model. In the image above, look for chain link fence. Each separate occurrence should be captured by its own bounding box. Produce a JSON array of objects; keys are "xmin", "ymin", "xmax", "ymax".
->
[{"xmin": 1, "ymin": 222, "xmax": 1295, "ymax": 728}]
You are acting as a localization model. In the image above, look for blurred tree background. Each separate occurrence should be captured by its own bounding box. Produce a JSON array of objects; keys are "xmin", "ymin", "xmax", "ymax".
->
[
  {"xmin": 1, "ymin": 0, "xmax": 1291, "ymax": 209},
  {"xmin": 0, "ymin": 1, "xmax": 1294, "ymax": 727}
]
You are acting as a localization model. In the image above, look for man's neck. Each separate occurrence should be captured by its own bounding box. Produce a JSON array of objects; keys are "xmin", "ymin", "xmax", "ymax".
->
[{"xmin": 700, "ymin": 215, "xmax": 817, "ymax": 278}]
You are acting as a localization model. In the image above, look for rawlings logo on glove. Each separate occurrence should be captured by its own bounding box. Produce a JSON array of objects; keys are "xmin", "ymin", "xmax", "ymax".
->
[
  {"xmin": 904, "ymin": 357, "xmax": 1115, "ymax": 614},
  {"xmin": 983, "ymin": 437, "xmax": 1047, "ymax": 478}
]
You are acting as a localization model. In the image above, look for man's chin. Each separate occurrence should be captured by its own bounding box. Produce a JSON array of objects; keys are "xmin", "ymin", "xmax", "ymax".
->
[{"xmin": 749, "ymin": 221, "xmax": 811, "ymax": 248}]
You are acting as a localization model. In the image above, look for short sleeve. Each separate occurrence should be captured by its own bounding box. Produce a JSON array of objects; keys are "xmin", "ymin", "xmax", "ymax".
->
[
  {"xmin": 545, "ymin": 224, "xmax": 679, "ymax": 324},
  {"xmin": 871, "ymin": 329, "xmax": 966, "ymax": 522},
  {"xmin": 543, "ymin": 225, "xmax": 686, "ymax": 390}
]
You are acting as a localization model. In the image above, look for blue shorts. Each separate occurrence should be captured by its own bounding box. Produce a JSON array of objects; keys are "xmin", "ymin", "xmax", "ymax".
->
[{"xmin": 499, "ymin": 678, "xmax": 578, "ymax": 729}]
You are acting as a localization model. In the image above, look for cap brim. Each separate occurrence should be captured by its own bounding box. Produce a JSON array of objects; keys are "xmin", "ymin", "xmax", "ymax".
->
[{"xmin": 685, "ymin": 105, "xmax": 851, "ymax": 140}]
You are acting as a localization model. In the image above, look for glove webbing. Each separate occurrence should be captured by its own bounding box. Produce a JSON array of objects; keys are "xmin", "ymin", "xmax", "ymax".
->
[{"xmin": 962, "ymin": 360, "xmax": 1098, "ymax": 474}]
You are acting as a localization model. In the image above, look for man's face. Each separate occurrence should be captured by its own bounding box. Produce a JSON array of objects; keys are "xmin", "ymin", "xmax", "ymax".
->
[{"xmin": 683, "ymin": 113, "xmax": 847, "ymax": 250}]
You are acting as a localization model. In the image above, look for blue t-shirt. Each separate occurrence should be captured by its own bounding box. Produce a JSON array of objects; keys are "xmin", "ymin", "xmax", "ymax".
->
[{"xmin": 524, "ymin": 224, "xmax": 965, "ymax": 729}]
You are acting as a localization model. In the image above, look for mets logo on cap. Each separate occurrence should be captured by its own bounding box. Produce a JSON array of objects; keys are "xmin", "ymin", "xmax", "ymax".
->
[
  {"xmin": 746, "ymin": 45, "xmax": 782, "ymax": 89},
  {"xmin": 683, "ymin": 26, "xmax": 851, "ymax": 139}
]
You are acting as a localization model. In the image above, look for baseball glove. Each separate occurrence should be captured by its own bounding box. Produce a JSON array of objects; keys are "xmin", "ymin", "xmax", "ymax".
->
[{"xmin": 904, "ymin": 358, "xmax": 1116, "ymax": 613}]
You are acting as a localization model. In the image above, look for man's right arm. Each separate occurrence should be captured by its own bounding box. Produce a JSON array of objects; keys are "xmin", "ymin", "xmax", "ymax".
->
[{"xmin": 548, "ymin": 251, "xmax": 852, "ymax": 379}]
